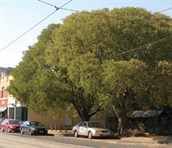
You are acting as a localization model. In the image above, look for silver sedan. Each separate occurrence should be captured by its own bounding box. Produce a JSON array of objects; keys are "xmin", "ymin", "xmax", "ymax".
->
[{"xmin": 72, "ymin": 121, "xmax": 112, "ymax": 139}]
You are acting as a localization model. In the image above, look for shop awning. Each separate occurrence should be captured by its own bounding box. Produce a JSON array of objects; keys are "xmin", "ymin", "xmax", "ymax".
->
[{"xmin": 0, "ymin": 106, "xmax": 7, "ymax": 113}]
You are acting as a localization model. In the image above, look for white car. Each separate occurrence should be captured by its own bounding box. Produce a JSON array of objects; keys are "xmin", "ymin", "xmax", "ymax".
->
[{"xmin": 72, "ymin": 121, "xmax": 112, "ymax": 139}]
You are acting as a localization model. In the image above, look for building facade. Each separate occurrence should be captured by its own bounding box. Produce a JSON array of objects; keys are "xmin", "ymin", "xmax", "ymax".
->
[{"xmin": 0, "ymin": 68, "xmax": 28, "ymax": 122}]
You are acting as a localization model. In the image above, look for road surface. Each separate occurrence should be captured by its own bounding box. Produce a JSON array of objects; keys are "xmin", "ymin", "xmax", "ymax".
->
[
  {"xmin": 0, "ymin": 132, "xmax": 92, "ymax": 148},
  {"xmin": 0, "ymin": 132, "xmax": 171, "ymax": 148}
]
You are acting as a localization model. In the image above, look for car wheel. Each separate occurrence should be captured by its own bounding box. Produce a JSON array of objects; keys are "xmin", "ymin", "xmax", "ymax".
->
[
  {"xmin": 88, "ymin": 131, "xmax": 93, "ymax": 139},
  {"xmin": 20, "ymin": 128, "xmax": 24, "ymax": 134},
  {"xmin": 74, "ymin": 131, "xmax": 78, "ymax": 138},
  {"xmin": 7, "ymin": 128, "xmax": 11, "ymax": 133},
  {"xmin": 1, "ymin": 127, "xmax": 4, "ymax": 132}
]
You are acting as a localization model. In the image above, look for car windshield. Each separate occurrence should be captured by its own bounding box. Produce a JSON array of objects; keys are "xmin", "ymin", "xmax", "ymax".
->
[
  {"xmin": 88, "ymin": 122, "xmax": 103, "ymax": 128},
  {"xmin": 30, "ymin": 121, "xmax": 44, "ymax": 126},
  {"xmin": 9, "ymin": 120, "xmax": 20, "ymax": 124}
]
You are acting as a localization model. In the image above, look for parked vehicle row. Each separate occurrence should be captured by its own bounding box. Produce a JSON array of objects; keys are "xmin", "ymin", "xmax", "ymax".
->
[
  {"xmin": 0, "ymin": 119, "xmax": 112, "ymax": 139},
  {"xmin": 0, "ymin": 119, "xmax": 48, "ymax": 136}
]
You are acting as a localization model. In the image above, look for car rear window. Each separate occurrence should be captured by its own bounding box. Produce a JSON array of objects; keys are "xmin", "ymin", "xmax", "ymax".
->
[{"xmin": 9, "ymin": 120, "xmax": 20, "ymax": 124}]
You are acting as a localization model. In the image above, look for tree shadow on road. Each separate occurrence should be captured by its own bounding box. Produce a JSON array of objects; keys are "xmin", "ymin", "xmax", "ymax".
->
[{"xmin": 154, "ymin": 136, "xmax": 172, "ymax": 144}]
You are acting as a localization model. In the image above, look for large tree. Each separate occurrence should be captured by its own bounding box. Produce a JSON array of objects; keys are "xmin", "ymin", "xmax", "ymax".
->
[{"xmin": 9, "ymin": 8, "xmax": 172, "ymax": 128}]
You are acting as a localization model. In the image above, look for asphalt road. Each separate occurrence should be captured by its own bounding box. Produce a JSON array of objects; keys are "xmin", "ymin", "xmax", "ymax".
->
[{"xmin": 0, "ymin": 132, "xmax": 171, "ymax": 148}]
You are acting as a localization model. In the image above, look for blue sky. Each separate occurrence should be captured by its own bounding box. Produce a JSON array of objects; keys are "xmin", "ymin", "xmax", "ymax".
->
[{"xmin": 0, "ymin": 0, "xmax": 172, "ymax": 68}]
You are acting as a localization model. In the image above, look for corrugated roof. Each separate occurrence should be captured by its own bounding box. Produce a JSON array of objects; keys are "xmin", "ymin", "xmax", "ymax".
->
[{"xmin": 128, "ymin": 110, "xmax": 164, "ymax": 118}]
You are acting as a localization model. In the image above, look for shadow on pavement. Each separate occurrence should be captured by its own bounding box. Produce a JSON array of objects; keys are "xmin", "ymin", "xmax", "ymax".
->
[
  {"xmin": 46, "ymin": 133, "xmax": 55, "ymax": 136},
  {"xmin": 154, "ymin": 136, "xmax": 172, "ymax": 144}
]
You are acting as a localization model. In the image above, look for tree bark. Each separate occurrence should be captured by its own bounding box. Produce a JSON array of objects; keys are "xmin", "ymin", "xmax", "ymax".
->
[
  {"xmin": 71, "ymin": 97, "xmax": 102, "ymax": 122},
  {"xmin": 80, "ymin": 115, "xmax": 91, "ymax": 121},
  {"xmin": 112, "ymin": 105, "xmax": 122, "ymax": 135},
  {"xmin": 112, "ymin": 105, "xmax": 129, "ymax": 136}
]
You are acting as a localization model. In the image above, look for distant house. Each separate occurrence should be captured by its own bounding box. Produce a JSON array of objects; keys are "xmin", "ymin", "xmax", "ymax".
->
[{"xmin": 128, "ymin": 109, "xmax": 172, "ymax": 134}]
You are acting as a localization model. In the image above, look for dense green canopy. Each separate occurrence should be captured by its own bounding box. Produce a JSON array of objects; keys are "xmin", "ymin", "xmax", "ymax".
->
[{"xmin": 9, "ymin": 8, "xmax": 172, "ymax": 131}]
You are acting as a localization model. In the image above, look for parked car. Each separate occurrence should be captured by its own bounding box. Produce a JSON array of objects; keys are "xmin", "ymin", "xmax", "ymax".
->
[
  {"xmin": 20, "ymin": 121, "xmax": 48, "ymax": 135},
  {"xmin": 1, "ymin": 119, "xmax": 20, "ymax": 132},
  {"xmin": 72, "ymin": 121, "xmax": 112, "ymax": 139}
]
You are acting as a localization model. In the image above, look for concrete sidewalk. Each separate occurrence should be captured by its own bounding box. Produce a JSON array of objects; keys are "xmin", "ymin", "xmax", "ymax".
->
[
  {"xmin": 48, "ymin": 130, "xmax": 73, "ymax": 137},
  {"xmin": 48, "ymin": 130, "xmax": 172, "ymax": 145}
]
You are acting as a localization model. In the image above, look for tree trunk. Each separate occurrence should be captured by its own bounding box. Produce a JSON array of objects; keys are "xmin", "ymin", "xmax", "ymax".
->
[
  {"xmin": 80, "ymin": 115, "xmax": 91, "ymax": 121},
  {"xmin": 112, "ymin": 105, "xmax": 129, "ymax": 136},
  {"xmin": 112, "ymin": 105, "xmax": 122, "ymax": 135},
  {"xmin": 120, "ymin": 113, "xmax": 129, "ymax": 136},
  {"xmin": 72, "ymin": 97, "xmax": 102, "ymax": 122}
]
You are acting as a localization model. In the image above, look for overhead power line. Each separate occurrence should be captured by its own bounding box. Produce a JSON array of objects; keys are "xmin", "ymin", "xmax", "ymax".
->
[
  {"xmin": 117, "ymin": 6, "xmax": 172, "ymax": 56},
  {"xmin": 38, "ymin": 0, "xmax": 79, "ymax": 12},
  {"xmin": 0, "ymin": 0, "xmax": 73, "ymax": 53},
  {"xmin": 117, "ymin": 34, "xmax": 172, "ymax": 56},
  {"xmin": 0, "ymin": 0, "xmax": 171, "ymax": 54},
  {"xmin": 158, "ymin": 7, "xmax": 172, "ymax": 13},
  {"xmin": 0, "ymin": 10, "xmax": 57, "ymax": 53}
]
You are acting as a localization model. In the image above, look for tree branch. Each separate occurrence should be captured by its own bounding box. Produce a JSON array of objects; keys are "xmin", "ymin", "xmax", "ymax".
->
[{"xmin": 88, "ymin": 105, "xmax": 102, "ymax": 117}]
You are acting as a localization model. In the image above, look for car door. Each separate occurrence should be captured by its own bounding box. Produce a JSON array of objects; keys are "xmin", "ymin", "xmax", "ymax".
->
[
  {"xmin": 25, "ymin": 121, "xmax": 31, "ymax": 133},
  {"xmin": 79, "ymin": 122, "xmax": 88, "ymax": 136},
  {"xmin": 76, "ymin": 122, "xmax": 82, "ymax": 135},
  {"xmin": 82, "ymin": 122, "xmax": 88, "ymax": 136},
  {"xmin": 3, "ymin": 120, "xmax": 9, "ymax": 131},
  {"xmin": 22, "ymin": 121, "xmax": 29, "ymax": 133},
  {"xmin": 21, "ymin": 121, "xmax": 26, "ymax": 132}
]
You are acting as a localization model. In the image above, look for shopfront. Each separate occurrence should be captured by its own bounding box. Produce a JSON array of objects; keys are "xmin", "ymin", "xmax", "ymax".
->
[{"xmin": 0, "ymin": 99, "xmax": 8, "ymax": 122}]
